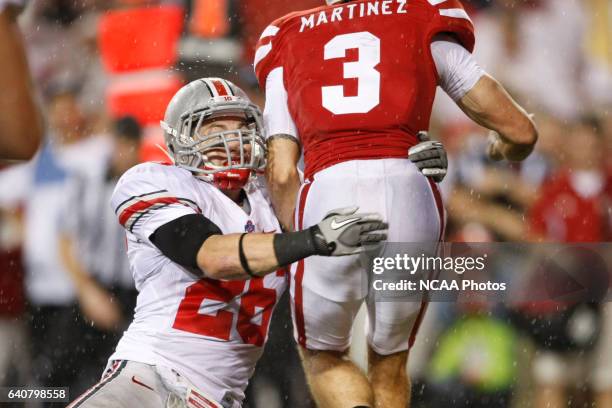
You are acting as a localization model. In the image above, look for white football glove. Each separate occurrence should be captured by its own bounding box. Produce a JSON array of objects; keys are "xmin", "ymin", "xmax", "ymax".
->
[
  {"xmin": 313, "ymin": 207, "xmax": 388, "ymax": 256},
  {"xmin": 408, "ymin": 131, "xmax": 448, "ymax": 183}
]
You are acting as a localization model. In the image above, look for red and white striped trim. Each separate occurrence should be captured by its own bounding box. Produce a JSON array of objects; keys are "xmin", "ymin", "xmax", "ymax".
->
[
  {"xmin": 186, "ymin": 387, "xmax": 223, "ymax": 408},
  {"xmin": 408, "ymin": 180, "xmax": 446, "ymax": 349},
  {"xmin": 116, "ymin": 190, "xmax": 200, "ymax": 231},
  {"xmin": 439, "ymin": 8, "xmax": 472, "ymax": 23},
  {"xmin": 293, "ymin": 180, "xmax": 313, "ymax": 348},
  {"xmin": 254, "ymin": 25, "xmax": 279, "ymax": 70},
  {"xmin": 201, "ymin": 77, "xmax": 234, "ymax": 97},
  {"xmin": 428, "ymin": 179, "xmax": 446, "ymax": 242},
  {"xmin": 408, "ymin": 300, "xmax": 429, "ymax": 348},
  {"xmin": 67, "ymin": 360, "xmax": 127, "ymax": 407},
  {"xmin": 115, "ymin": 190, "xmax": 174, "ymax": 216}
]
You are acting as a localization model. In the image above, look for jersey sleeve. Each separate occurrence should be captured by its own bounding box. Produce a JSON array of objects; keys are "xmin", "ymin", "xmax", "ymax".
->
[
  {"xmin": 253, "ymin": 17, "xmax": 287, "ymax": 89},
  {"xmin": 110, "ymin": 163, "xmax": 202, "ymax": 243},
  {"xmin": 427, "ymin": 0, "xmax": 475, "ymax": 53},
  {"xmin": 431, "ymin": 36, "xmax": 485, "ymax": 101},
  {"xmin": 263, "ymin": 67, "xmax": 299, "ymax": 141}
]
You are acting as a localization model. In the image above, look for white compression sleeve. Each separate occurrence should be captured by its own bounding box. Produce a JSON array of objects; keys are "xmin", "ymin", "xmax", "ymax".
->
[
  {"xmin": 431, "ymin": 35, "xmax": 486, "ymax": 101},
  {"xmin": 263, "ymin": 67, "xmax": 299, "ymax": 141}
]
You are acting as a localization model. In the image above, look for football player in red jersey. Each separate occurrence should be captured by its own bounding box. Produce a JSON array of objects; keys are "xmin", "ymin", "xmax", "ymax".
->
[{"xmin": 254, "ymin": 0, "xmax": 538, "ymax": 407}]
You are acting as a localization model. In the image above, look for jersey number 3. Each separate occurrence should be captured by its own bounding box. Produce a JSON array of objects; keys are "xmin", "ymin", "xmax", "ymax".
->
[
  {"xmin": 322, "ymin": 31, "xmax": 381, "ymax": 115},
  {"xmin": 173, "ymin": 277, "xmax": 277, "ymax": 347}
]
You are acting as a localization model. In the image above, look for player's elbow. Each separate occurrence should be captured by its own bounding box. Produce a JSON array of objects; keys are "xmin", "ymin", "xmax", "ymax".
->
[
  {"xmin": 266, "ymin": 166, "xmax": 299, "ymax": 191},
  {"xmin": 499, "ymin": 118, "xmax": 539, "ymax": 162},
  {"xmin": 198, "ymin": 259, "xmax": 225, "ymax": 279},
  {"xmin": 508, "ymin": 115, "xmax": 538, "ymax": 147},
  {"xmin": 197, "ymin": 246, "xmax": 241, "ymax": 280}
]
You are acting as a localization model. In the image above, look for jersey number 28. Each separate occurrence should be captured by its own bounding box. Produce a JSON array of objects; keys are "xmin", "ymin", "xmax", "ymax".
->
[{"xmin": 173, "ymin": 277, "xmax": 277, "ymax": 347}]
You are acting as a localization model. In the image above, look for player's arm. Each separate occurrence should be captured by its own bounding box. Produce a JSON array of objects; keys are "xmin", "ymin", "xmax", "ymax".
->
[
  {"xmin": 150, "ymin": 208, "xmax": 387, "ymax": 281},
  {"xmin": 432, "ymin": 36, "xmax": 537, "ymax": 161},
  {"xmin": 266, "ymin": 136, "xmax": 300, "ymax": 231},
  {"xmin": 254, "ymin": 22, "xmax": 301, "ymax": 230},
  {"xmin": 0, "ymin": 2, "xmax": 43, "ymax": 160},
  {"xmin": 458, "ymin": 75, "xmax": 537, "ymax": 161},
  {"xmin": 263, "ymin": 67, "xmax": 301, "ymax": 231}
]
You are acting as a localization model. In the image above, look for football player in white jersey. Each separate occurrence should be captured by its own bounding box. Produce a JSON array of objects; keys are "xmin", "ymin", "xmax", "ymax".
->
[{"xmin": 67, "ymin": 78, "xmax": 388, "ymax": 408}]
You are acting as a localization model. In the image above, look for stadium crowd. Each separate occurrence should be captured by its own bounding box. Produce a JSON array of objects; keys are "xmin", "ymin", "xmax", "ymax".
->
[{"xmin": 0, "ymin": 0, "xmax": 611, "ymax": 407}]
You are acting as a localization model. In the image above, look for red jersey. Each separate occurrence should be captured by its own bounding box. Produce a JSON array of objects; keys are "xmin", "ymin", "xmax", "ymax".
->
[
  {"xmin": 255, "ymin": 0, "xmax": 475, "ymax": 178},
  {"xmin": 529, "ymin": 170, "xmax": 610, "ymax": 242}
]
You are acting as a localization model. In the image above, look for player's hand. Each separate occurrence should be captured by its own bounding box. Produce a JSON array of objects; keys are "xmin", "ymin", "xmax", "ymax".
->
[
  {"xmin": 487, "ymin": 114, "xmax": 535, "ymax": 162},
  {"xmin": 487, "ymin": 130, "xmax": 504, "ymax": 161},
  {"xmin": 408, "ymin": 131, "xmax": 448, "ymax": 182},
  {"xmin": 312, "ymin": 206, "xmax": 388, "ymax": 256}
]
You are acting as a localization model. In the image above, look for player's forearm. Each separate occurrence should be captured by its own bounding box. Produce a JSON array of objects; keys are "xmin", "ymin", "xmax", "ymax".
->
[
  {"xmin": 458, "ymin": 75, "xmax": 538, "ymax": 160},
  {"xmin": 0, "ymin": 8, "xmax": 43, "ymax": 160},
  {"xmin": 266, "ymin": 137, "xmax": 301, "ymax": 231},
  {"xmin": 150, "ymin": 213, "xmax": 324, "ymax": 280},
  {"xmin": 197, "ymin": 233, "xmax": 279, "ymax": 280},
  {"xmin": 197, "ymin": 229, "xmax": 326, "ymax": 280},
  {"xmin": 268, "ymin": 168, "xmax": 300, "ymax": 231}
]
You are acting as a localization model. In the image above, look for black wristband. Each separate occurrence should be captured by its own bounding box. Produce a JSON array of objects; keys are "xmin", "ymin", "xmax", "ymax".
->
[
  {"xmin": 273, "ymin": 225, "xmax": 331, "ymax": 267},
  {"xmin": 238, "ymin": 233, "xmax": 257, "ymax": 278}
]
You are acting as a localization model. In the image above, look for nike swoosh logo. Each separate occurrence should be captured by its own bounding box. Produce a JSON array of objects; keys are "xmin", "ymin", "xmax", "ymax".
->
[
  {"xmin": 330, "ymin": 217, "xmax": 360, "ymax": 230},
  {"xmin": 132, "ymin": 375, "xmax": 155, "ymax": 391}
]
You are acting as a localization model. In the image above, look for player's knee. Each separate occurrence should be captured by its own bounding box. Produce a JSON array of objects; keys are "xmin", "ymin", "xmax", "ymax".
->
[
  {"xmin": 299, "ymin": 346, "xmax": 348, "ymax": 362},
  {"xmin": 368, "ymin": 348, "xmax": 408, "ymax": 377},
  {"xmin": 299, "ymin": 346, "xmax": 350, "ymax": 374}
]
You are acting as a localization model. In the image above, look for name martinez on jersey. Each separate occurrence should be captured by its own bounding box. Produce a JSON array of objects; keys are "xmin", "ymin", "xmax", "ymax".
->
[{"xmin": 300, "ymin": 0, "xmax": 409, "ymax": 32}]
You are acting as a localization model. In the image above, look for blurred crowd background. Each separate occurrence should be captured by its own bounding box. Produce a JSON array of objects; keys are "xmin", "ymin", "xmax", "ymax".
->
[{"xmin": 0, "ymin": 0, "xmax": 611, "ymax": 407}]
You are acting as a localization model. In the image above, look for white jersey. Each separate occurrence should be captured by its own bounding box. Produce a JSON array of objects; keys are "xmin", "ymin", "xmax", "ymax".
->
[{"xmin": 109, "ymin": 162, "xmax": 286, "ymax": 406}]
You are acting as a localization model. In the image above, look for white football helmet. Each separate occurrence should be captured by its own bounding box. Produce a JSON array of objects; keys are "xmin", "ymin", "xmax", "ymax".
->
[{"xmin": 161, "ymin": 78, "xmax": 266, "ymax": 190}]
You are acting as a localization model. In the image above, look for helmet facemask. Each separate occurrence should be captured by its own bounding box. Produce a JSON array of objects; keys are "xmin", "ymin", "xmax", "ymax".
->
[{"xmin": 163, "ymin": 98, "xmax": 266, "ymax": 190}]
